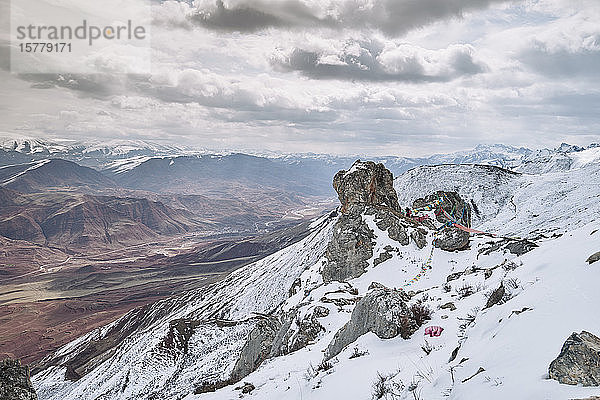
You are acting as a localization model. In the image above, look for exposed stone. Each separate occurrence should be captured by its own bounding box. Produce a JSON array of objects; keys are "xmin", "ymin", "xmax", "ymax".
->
[
  {"xmin": 505, "ymin": 239, "xmax": 538, "ymax": 256},
  {"xmin": 587, "ymin": 251, "xmax": 600, "ymax": 265},
  {"xmin": 235, "ymin": 382, "xmax": 255, "ymax": 394},
  {"xmin": 285, "ymin": 308, "xmax": 326, "ymax": 354},
  {"xmin": 369, "ymin": 207, "xmax": 410, "ymax": 246},
  {"xmin": 325, "ymin": 286, "xmax": 423, "ymax": 359},
  {"xmin": 410, "ymin": 229, "xmax": 427, "ymax": 249},
  {"xmin": 373, "ymin": 250, "xmax": 393, "ymax": 267},
  {"xmin": 230, "ymin": 317, "xmax": 281, "ymax": 383},
  {"xmin": 321, "ymin": 211, "xmax": 375, "ymax": 282},
  {"xmin": 289, "ymin": 278, "xmax": 302, "ymax": 297},
  {"xmin": 333, "ymin": 160, "xmax": 400, "ymax": 213},
  {"xmin": 440, "ymin": 302, "xmax": 457, "ymax": 311},
  {"xmin": 435, "ymin": 226, "xmax": 470, "ymax": 252},
  {"xmin": 0, "ymin": 359, "xmax": 37, "ymax": 400},
  {"xmin": 549, "ymin": 331, "xmax": 600, "ymax": 386},
  {"xmin": 485, "ymin": 284, "xmax": 505, "ymax": 309}
]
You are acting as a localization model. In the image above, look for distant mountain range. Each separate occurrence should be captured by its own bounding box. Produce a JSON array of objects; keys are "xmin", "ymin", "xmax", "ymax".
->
[{"xmin": 2, "ymin": 137, "xmax": 598, "ymax": 242}]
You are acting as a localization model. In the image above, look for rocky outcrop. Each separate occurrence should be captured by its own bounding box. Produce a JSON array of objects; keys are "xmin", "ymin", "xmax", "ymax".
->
[
  {"xmin": 414, "ymin": 191, "xmax": 471, "ymax": 251},
  {"xmin": 230, "ymin": 317, "xmax": 281, "ymax": 383},
  {"xmin": 280, "ymin": 306, "xmax": 329, "ymax": 354},
  {"xmin": 325, "ymin": 285, "xmax": 427, "ymax": 359},
  {"xmin": 0, "ymin": 359, "xmax": 38, "ymax": 400},
  {"xmin": 322, "ymin": 161, "xmax": 414, "ymax": 282},
  {"xmin": 549, "ymin": 331, "xmax": 600, "ymax": 386},
  {"xmin": 504, "ymin": 239, "xmax": 538, "ymax": 256},
  {"xmin": 484, "ymin": 283, "xmax": 505, "ymax": 309},
  {"xmin": 368, "ymin": 207, "xmax": 410, "ymax": 246},
  {"xmin": 333, "ymin": 160, "xmax": 400, "ymax": 213},
  {"xmin": 587, "ymin": 251, "xmax": 600, "ymax": 265},
  {"xmin": 321, "ymin": 211, "xmax": 375, "ymax": 282}
]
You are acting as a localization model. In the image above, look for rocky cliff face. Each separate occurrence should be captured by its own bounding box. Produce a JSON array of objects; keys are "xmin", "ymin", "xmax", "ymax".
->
[{"xmin": 0, "ymin": 359, "xmax": 38, "ymax": 400}]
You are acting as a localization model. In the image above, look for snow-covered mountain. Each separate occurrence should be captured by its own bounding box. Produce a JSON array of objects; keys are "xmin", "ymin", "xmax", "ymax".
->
[
  {"xmin": 2, "ymin": 135, "xmax": 596, "ymax": 176},
  {"xmin": 31, "ymin": 153, "xmax": 600, "ymax": 400}
]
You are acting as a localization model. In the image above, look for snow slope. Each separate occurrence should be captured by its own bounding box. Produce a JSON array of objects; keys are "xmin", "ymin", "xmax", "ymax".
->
[{"xmin": 395, "ymin": 161, "xmax": 600, "ymax": 239}]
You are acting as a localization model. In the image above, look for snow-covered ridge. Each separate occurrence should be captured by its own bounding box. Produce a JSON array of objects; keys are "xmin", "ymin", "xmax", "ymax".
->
[{"xmin": 395, "ymin": 161, "xmax": 600, "ymax": 239}]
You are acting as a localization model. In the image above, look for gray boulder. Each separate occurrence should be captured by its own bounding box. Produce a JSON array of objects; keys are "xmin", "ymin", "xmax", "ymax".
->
[
  {"xmin": 333, "ymin": 160, "xmax": 400, "ymax": 213},
  {"xmin": 484, "ymin": 283, "xmax": 505, "ymax": 309},
  {"xmin": 0, "ymin": 359, "xmax": 37, "ymax": 400},
  {"xmin": 549, "ymin": 331, "xmax": 600, "ymax": 386},
  {"xmin": 325, "ymin": 286, "xmax": 425, "ymax": 359},
  {"xmin": 435, "ymin": 226, "xmax": 470, "ymax": 251}
]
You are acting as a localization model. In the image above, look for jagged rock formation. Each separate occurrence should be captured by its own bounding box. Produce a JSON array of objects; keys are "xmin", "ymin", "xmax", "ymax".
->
[
  {"xmin": 0, "ymin": 359, "xmax": 38, "ymax": 400},
  {"xmin": 230, "ymin": 316, "xmax": 281, "ymax": 383},
  {"xmin": 332, "ymin": 160, "xmax": 400, "ymax": 213},
  {"xmin": 322, "ymin": 161, "xmax": 424, "ymax": 282},
  {"xmin": 368, "ymin": 207, "xmax": 410, "ymax": 246},
  {"xmin": 325, "ymin": 285, "xmax": 428, "ymax": 359},
  {"xmin": 549, "ymin": 331, "xmax": 600, "ymax": 386}
]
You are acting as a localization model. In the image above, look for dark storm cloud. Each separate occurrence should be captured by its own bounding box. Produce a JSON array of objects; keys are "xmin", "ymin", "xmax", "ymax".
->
[
  {"xmin": 191, "ymin": 0, "xmax": 332, "ymax": 32},
  {"xmin": 191, "ymin": 0, "xmax": 508, "ymax": 35},
  {"xmin": 272, "ymin": 41, "xmax": 486, "ymax": 82}
]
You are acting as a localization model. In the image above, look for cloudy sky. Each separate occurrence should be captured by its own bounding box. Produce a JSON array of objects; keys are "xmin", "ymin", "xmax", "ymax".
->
[{"xmin": 0, "ymin": 0, "xmax": 599, "ymax": 156}]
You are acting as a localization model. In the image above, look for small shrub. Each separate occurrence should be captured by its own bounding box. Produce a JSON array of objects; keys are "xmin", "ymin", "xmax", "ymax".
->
[
  {"xmin": 456, "ymin": 283, "xmax": 475, "ymax": 298},
  {"xmin": 371, "ymin": 371, "xmax": 403, "ymax": 400},
  {"xmin": 421, "ymin": 340, "xmax": 433, "ymax": 355},
  {"xmin": 410, "ymin": 302, "xmax": 433, "ymax": 326},
  {"xmin": 442, "ymin": 282, "xmax": 452, "ymax": 293},
  {"xmin": 317, "ymin": 359, "xmax": 333, "ymax": 372},
  {"xmin": 349, "ymin": 346, "xmax": 369, "ymax": 359}
]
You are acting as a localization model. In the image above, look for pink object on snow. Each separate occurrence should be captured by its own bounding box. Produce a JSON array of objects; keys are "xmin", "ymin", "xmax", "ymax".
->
[{"xmin": 424, "ymin": 326, "xmax": 444, "ymax": 337}]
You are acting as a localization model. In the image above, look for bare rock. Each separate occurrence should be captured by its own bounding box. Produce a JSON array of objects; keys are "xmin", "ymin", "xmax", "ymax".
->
[
  {"xmin": 321, "ymin": 212, "xmax": 375, "ymax": 282},
  {"xmin": 410, "ymin": 229, "xmax": 427, "ymax": 249},
  {"xmin": 549, "ymin": 331, "xmax": 600, "ymax": 386},
  {"xmin": 373, "ymin": 250, "xmax": 393, "ymax": 267},
  {"xmin": 333, "ymin": 160, "xmax": 400, "ymax": 213},
  {"xmin": 325, "ymin": 285, "xmax": 422, "ymax": 359},
  {"xmin": 587, "ymin": 251, "xmax": 600, "ymax": 265},
  {"xmin": 230, "ymin": 317, "xmax": 281, "ymax": 383},
  {"xmin": 440, "ymin": 302, "xmax": 457, "ymax": 311},
  {"xmin": 436, "ymin": 226, "xmax": 470, "ymax": 251},
  {"xmin": 0, "ymin": 359, "xmax": 37, "ymax": 400},
  {"xmin": 484, "ymin": 284, "xmax": 505, "ymax": 309}
]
